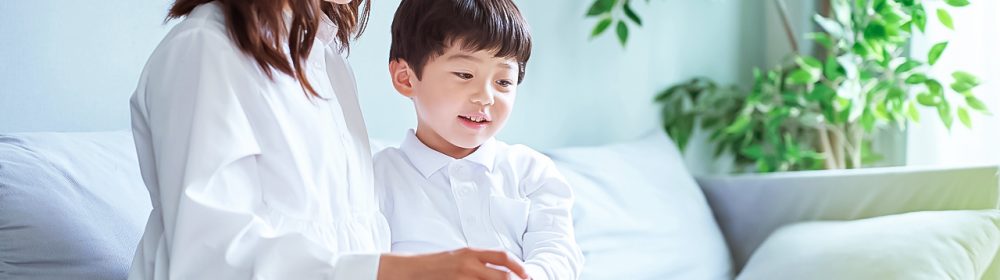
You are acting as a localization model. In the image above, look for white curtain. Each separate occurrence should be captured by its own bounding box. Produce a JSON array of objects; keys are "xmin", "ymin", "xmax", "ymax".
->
[{"xmin": 906, "ymin": 0, "xmax": 1000, "ymax": 167}]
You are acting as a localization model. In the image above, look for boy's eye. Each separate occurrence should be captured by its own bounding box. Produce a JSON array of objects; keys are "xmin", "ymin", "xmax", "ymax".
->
[
  {"xmin": 496, "ymin": 80, "xmax": 514, "ymax": 87},
  {"xmin": 453, "ymin": 72, "xmax": 474, "ymax": 80}
]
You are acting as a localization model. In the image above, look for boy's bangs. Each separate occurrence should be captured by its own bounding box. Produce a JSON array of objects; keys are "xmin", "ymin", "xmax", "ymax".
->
[{"xmin": 452, "ymin": 16, "xmax": 532, "ymax": 67}]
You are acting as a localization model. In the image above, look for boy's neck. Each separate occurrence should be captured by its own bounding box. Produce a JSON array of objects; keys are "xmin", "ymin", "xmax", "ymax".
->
[{"xmin": 414, "ymin": 128, "xmax": 478, "ymax": 159}]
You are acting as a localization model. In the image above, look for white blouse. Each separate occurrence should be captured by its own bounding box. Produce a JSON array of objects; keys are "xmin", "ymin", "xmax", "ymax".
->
[
  {"xmin": 374, "ymin": 130, "xmax": 584, "ymax": 280},
  {"xmin": 127, "ymin": 2, "xmax": 389, "ymax": 279}
]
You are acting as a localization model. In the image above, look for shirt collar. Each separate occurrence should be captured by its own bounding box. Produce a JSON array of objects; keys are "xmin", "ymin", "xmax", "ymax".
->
[
  {"xmin": 317, "ymin": 15, "xmax": 339, "ymax": 46},
  {"xmin": 281, "ymin": 9, "xmax": 339, "ymax": 46},
  {"xmin": 399, "ymin": 129, "xmax": 497, "ymax": 179}
]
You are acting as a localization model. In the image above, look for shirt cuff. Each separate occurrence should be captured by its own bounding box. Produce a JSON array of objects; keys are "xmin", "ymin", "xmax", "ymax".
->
[
  {"xmin": 524, "ymin": 263, "xmax": 549, "ymax": 280},
  {"xmin": 331, "ymin": 253, "xmax": 382, "ymax": 280}
]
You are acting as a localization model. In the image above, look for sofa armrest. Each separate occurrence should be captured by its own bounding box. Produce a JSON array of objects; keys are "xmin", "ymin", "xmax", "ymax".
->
[{"xmin": 695, "ymin": 165, "xmax": 1000, "ymax": 273}]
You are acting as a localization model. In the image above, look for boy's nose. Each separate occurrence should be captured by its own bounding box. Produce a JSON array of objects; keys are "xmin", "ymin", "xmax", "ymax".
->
[{"xmin": 471, "ymin": 86, "xmax": 495, "ymax": 106}]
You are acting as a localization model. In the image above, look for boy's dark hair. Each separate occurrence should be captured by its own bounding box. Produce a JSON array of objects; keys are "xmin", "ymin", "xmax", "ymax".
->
[{"xmin": 389, "ymin": 0, "xmax": 532, "ymax": 84}]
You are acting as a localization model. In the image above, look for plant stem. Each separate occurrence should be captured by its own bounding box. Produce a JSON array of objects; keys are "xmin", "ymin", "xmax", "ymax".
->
[
  {"xmin": 851, "ymin": 124, "xmax": 863, "ymax": 168},
  {"xmin": 774, "ymin": 0, "xmax": 800, "ymax": 54},
  {"xmin": 817, "ymin": 125, "xmax": 837, "ymax": 169}
]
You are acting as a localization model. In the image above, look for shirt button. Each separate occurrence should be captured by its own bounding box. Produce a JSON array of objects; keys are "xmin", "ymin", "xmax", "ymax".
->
[{"xmin": 460, "ymin": 187, "xmax": 475, "ymax": 197}]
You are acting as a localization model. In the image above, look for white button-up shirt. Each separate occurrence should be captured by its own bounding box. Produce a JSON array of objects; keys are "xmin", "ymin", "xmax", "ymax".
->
[
  {"xmin": 128, "ymin": 2, "xmax": 389, "ymax": 279},
  {"xmin": 374, "ymin": 130, "xmax": 584, "ymax": 280}
]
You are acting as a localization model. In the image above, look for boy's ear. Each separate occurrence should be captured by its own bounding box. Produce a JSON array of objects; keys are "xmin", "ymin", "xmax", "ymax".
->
[{"xmin": 389, "ymin": 59, "xmax": 415, "ymax": 98}]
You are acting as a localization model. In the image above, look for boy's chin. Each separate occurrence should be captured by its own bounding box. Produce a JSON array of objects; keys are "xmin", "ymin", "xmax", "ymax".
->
[
  {"xmin": 445, "ymin": 136, "xmax": 489, "ymax": 150},
  {"xmin": 441, "ymin": 131, "xmax": 494, "ymax": 150}
]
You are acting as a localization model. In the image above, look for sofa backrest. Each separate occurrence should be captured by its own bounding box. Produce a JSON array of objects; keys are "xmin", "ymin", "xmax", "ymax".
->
[
  {"xmin": 698, "ymin": 165, "xmax": 1000, "ymax": 273},
  {"xmin": 0, "ymin": 131, "xmax": 151, "ymax": 279},
  {"xmin": 1, "ymin": 130, "xmax": 736, "ymax": 280}
]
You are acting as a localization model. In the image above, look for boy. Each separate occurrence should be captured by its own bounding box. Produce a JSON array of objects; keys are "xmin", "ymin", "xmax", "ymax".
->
[{"xmin": 374, "ymin": 0, "xmax": 584, "ymax": 279}]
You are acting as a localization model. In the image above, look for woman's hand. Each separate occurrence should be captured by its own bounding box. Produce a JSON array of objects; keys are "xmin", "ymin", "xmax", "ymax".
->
[{"xmin": 378, "ymin": 248, "xmax": 529, "ymax": 280}]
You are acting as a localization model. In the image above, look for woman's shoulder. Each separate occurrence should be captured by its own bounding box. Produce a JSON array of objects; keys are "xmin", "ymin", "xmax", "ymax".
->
[
  {"xmin": 138, "ymin": 2, "xmax": 254, "ymax": 84},
  {"xmin": 161, "ymin": 3, "xmax": 232, "ymax": 50}
]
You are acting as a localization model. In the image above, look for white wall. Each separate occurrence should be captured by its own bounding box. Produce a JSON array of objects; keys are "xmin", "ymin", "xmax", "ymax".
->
[{"xmin": 1, "ymin": 0, "xmax": 780, "ymax": 173}]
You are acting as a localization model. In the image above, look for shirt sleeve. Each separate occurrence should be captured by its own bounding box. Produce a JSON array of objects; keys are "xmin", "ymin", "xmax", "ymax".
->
[
  {"xmin": 519, "ymin": 154, "xmax": 585, "ymax": 280},
  {"xmin": 133, "ymin": 27, "xmax": 379, "ymax": 279}
]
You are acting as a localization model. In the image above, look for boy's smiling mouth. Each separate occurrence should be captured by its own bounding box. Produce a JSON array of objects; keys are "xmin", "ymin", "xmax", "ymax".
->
[{"xmin": 458, "ymin": 112, "xmax": 492, "ymax": 129}]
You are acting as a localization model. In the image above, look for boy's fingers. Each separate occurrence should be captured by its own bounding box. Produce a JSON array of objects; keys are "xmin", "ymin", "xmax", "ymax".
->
[
  {"xmin": 471, "ymin": 264, "xmax": 511, "ymax": 280},
  {"xmin": 474, "ymin": 250, "xmax": 528, "ymax": 279}
]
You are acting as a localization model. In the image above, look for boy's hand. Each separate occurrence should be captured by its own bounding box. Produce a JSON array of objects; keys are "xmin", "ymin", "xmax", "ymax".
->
[{"xmin": 378, "ymin": 248, "xmax": 529, "ymax": 280}]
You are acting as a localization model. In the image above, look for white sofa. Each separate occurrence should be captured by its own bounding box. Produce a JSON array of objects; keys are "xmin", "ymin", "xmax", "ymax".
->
[{"xmin": 2, "ymin": 130, "xmax": 998, "ymax": 279}]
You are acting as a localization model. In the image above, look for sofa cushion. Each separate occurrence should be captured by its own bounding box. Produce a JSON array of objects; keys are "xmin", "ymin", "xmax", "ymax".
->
[
  {"xmin": 0, "ymin": 131, "xmax": 151, "ymax": 279},
  {"xmin": 545, "ymin": 131, "xmax": 733, "ymax": 280},
  {"xmin": 737, "ymin": 210, "xmax": 1000, "ymax": 280}
]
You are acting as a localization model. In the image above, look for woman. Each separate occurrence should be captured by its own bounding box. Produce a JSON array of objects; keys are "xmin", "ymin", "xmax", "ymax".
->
[{"xmin": 128, "ymin": 0, "xmax": 528, "ymax": 279}]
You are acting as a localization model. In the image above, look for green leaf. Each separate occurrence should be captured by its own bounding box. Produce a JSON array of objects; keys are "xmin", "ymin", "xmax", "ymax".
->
[
  {"xmin": 958, "ymin": 107, "xmax": 972, "ymax": 128},
  {"xmin": 874, "ymin": 102, "xmax": 890, "ymax": 120},
  {"xmin": 814, "ymin": 14, "xmax": 844, "ymax": 38},
  {"xmin": 741, "ymin": 144, "xmax": 764, "ymax": 159},
  {"xmin": 796, "ymin": 56, "xmax": 823, "ymax": 72},
  {"xmin": 809, "ymin": 83, "xmax": 836, "ymax": 101},
  {"xmin": 928, "ymin": 42, "xmax": 948, "ymax": 65},
  {"xmin": 586, "ymin": 0, "xmax": 617, "ymax": 16},
  {"xmin": 917, "ymin": 92, "xmax": 938, "ymax": 106},
  {"xmin": 853, "ymin": 42, "xmax": 871, "ymax": 57},
  {"xmin": 669, "ymin": 114, "xmax": 696, "ymax": 150},
  {"xmin": 967, "ymin": 96, "xmax": 990, "ymax": 113},
  {"xmin": 864, "ymin": 23, "xmax": 888, "ymax": 41},
  {"xmin": 807, "ymin": 32, "xmax": 834, "ymax": 49},
  {"xmin": 938, "ymin": 103, "xmax": 953, "ymax": 129},
  {"xmin": 913, "ymin": 5, "xmax": 928, "ymax": 32},
  {"xmin": 824, "ymin": 56, "xmax": 843, "ymax": 80},
  {"xmin": 945, "ymin": 0, "xmax": 970, "ymax": 7},
  {"xmin": 615, "ymin": 21, "xmax": 629, "ymax": 46},
  {"xmin": 623, "ymin": 0, "xmax": 642, "ymax": 26},
  {"xmin": 894, "ymin": 60, "xmax": 922, "ymax": 74},
  {"xmin": 861, "ymin": 111, "xmax": 876, "ymax": 132},
  {"xmin": 951, "ymin": 81, "xmax": 975, "ymax": 93},
  {"xmin": 936, "ymin": 9, "xmax": 954, "ymax": 30},
  {"xmin": 925, "ymin": 79, "xmax": 944, "ymax": 96},
  {"xmin": 786, "ymin": 69, "xmax": 815, "ymax": 85},
  {"xmin": 590, "ymin": 17, "xmax": 613, "ymax": 38},
  {"xmin": 907, "ymin": 101, "xmax": 921, "ymax": 121},
  {"xmin": 952, "ymin": 71, "xmax": 980, "ymax": 86},
  {"xmin": 725, "ymin": 115, "xmax": 751, "ymax": 134},
  {"xmin": 905, "ymin": 74, "xmax": 927, "ymax": 84},
  {"xmin": 756, "ymin": 159, "xmax": 772, "ymax": 173}
]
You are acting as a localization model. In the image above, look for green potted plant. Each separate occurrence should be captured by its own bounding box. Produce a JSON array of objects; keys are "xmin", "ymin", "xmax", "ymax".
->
[{"xmin": 587, "ymin": 0, "xmax": 987, "ymax": 173}]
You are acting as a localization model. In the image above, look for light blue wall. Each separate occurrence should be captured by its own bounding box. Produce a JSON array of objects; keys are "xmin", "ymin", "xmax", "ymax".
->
[
  {"xmin": 1, "ymin": 0, "xmax": 786, "ymax": 170},
  {"xmin": 0, "ymin": 0, "xmax": 176, "ymax": 132}
]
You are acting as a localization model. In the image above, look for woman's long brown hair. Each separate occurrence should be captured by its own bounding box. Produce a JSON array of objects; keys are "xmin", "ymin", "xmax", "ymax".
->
[{"xmin": 168, "ymin": 0, "xmax": 371, "ymax": 97}]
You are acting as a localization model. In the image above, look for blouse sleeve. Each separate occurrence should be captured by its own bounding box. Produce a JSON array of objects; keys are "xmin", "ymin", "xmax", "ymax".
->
[{"xmin": 132, "ymin": 27, "xmax": 379, "ymax": 279}]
